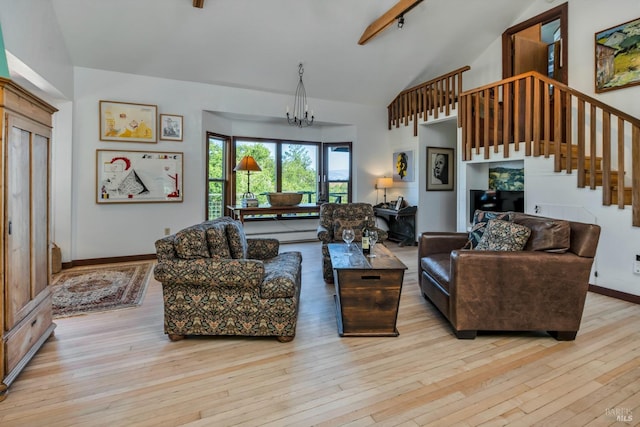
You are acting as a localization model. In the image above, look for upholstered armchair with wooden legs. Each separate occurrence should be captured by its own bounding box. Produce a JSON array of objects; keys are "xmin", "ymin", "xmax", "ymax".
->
[
  {"xmin": 154, "ymin": 217, "xmax": 303, "ymax": 342},
  {"xmin": 316, "ymin": 203, "xmax": 388, "ymax": 283}
]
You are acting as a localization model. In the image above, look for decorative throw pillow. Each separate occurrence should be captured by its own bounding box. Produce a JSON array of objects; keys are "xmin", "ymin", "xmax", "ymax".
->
[
  {"xmin": 334, "ymin": 219, "xmax": 364, "ymax": 242},
  {"xmin": 174, "ymin": 225, "xmax": 211, "ymax": 259},
  {"xmin": 466, "ymin": 210, "xmax": 514, "ymax": 249},
  {"xmin": 475, "ymin": 219, "xmax": 531, "ymax": 251},
  {"xmin": 226, "ymin": 221, "xmax": 248, "ymax": 259},
  {"xmin": 205, "ymin": 223, "xmax": 232, "ymax": 259}
]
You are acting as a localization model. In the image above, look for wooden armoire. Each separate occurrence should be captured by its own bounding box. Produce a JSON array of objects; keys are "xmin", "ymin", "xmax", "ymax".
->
[{"xmin": 0, "ymin": 77, "xmax": 57, "ymax": 401}]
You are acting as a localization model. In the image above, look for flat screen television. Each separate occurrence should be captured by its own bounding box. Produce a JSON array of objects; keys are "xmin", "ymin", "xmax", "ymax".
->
[{"xmin": 469, "ymin": 189, "xmax": 525, "ymax": 222}]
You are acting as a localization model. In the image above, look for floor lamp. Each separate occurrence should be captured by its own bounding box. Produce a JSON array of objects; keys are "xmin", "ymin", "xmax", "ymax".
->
[{"xmin": 234, "ymin": 155, "xmax": 262, "ymax": 199}]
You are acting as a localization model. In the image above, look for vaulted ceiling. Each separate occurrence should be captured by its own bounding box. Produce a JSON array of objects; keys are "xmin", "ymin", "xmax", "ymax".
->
[{"xmin": 50, "ymin": 0, "xmax": 533, "ymax": 106}]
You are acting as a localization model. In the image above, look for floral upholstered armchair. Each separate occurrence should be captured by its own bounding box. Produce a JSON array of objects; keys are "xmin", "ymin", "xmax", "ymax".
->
[
  {"xmin": 153, "ymin": 217, "xmax": 302, "ymax": 342},
  {"xmin": 316, "ymin": 203, "xmax": 388, "ymax": 283}
]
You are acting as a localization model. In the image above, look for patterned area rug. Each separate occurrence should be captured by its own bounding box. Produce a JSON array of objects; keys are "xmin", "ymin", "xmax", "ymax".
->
[{"xmin": 51, "ymin": 261, "xmax": 154, "ymax": 318}]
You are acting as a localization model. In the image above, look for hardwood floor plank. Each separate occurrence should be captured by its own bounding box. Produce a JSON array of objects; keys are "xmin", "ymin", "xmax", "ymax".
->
[{"xmin": 0, "ymin": 241, "xmax": 637, "ymax": 426}]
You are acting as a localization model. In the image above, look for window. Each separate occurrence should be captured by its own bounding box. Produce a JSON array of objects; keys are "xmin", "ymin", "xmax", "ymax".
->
[
  {"xmin": 230, "ymin": 137, "xmax": 352, "ymax": 218},
  {"xmin": 323, "ymin": 142, "xmax": 352, "ymax": 204},
  {"xmin": 206, "ymin": 133, "xmax": 230, "ymax": 220}
]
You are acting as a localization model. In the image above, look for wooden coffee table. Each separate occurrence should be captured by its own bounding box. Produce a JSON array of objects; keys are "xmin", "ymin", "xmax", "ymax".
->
[{"xmin": 327, "ymin": 243, "xmax": 407, "ymax": 337}]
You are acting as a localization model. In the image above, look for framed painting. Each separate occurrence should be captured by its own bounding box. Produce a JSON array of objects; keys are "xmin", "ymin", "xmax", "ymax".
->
[
  {"xmin": 595, "ymin": 17, "xmax": 640, "ymax": 93},
  {"xmin": 426, "ymin": 147, "xmax": 454, "ymax": 191},
  {"xmin": 159, "ymin": 114, "xmax": 184, "ymax": 141},
  {"xmin": 99, "ymin": 101, "xmax": 158, "ymax": 142},
  {"xmin": 393, "ymin": 150, "xmax": 414, "ymax": 182},
  {"xmin": 96, "ymin": 149, "xmax": 183, "ymax": 203}
]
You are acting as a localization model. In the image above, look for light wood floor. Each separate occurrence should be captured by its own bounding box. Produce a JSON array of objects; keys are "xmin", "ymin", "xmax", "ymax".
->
[{"xmin": 1, "ymin": 242, "xmax": 638, "ymax": 426}]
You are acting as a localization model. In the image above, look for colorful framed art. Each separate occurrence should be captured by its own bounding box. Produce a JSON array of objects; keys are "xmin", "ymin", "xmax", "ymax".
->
[
  {"xmin": 96, "ymin": 149, "xmax": 183, "ymax": 203},
  {"xmin": 595, "ymin": 17, "xmax": 640, "ymax": 93},
  {"xmin": 99, "ymin": 101, "xmax": 158, "ymax": 143}
]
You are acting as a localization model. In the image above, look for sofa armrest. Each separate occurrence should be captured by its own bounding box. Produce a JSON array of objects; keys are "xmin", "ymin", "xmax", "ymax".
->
[
  {"xmin": 449, "ymin": 250, "xmax": 594, "ymax": 330},
  {"xmin": 155, "ymin": 236, "xmax": 177, "ymax": 262},
  {"xmin": 419, "ymin": 232, "xmax": 468, "ymax": 258},
  {"xmin": 154, "ymin": 258, "xmax": 265, "ymax": 287},
  {"xmin": 317, "ymin": 225, "xmax": 332, "ymax": 243},
  {"xmin": 247, "ymin": 238, "xmax": 280, "ymax": 259}
]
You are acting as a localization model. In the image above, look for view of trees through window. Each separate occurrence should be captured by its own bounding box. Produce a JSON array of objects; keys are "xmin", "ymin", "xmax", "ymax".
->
[
  {"xmin": 207, "ymin": 134, "xmax": 226, "ymax": 219},
  {"xmin": 235, "ymin": 139, "xmax": 319, "ymax": 206},
  {"xmin": 206, "ymin": 135, "xmax": 351, "ymax": 221}
]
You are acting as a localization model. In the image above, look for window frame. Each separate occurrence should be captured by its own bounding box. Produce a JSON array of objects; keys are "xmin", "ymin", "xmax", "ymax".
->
[
  {"xmin": 224, "ymin": 136, "xmax": 352, "ymax": 221},
  {"xmin": 205, "ymin": 132, "xmax": 232, "ymax": 220}
]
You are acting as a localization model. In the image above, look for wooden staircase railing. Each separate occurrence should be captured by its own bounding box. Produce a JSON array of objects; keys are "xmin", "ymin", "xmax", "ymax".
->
[
  {"xmin": 458, "ymin": 71, "xmax": 640, "ymax": 227},
  {"xmin": 388, "ymin": 65, "xmax": 470, "ymax": 136}
]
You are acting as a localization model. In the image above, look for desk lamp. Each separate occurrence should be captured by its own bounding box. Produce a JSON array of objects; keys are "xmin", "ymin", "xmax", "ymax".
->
[
  {"xmin": 376, "ymin": 177, "xmax": 393, "ymax": 206},
  {"xmin": 234, "ymin": 155, "xmax": 261, "ymax": 199}
]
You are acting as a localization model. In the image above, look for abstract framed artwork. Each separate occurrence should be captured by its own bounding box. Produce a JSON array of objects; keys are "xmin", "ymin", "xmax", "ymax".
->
[
  {"xmin": 393, "ymin": 150, "xmax": 414, "ymax": 182},
  {"xmin": 426, "ymin": 147, "xmax": 454, "ymax": 191},
  {"xmin": 595, "ymin": 17, "xmax": 640, "ymax": 93},
  {"xmin": 159, "ymin": 114, "xmax": 184, "ymax": 141},
  {"xmin": 96, "ymin": 149, "xmax": 183, "ymax": 203},
  {"xmin": 99, "ymin": 100, "xmax": 158, "ymax": 143}
]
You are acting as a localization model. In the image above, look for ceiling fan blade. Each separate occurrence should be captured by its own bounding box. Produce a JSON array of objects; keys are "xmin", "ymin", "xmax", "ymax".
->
[
  {"xmin": 358, "ymin": 0, "xmax": 424, "ymax": 45},
  {"xmin": 193, "ymin": 0, "xmax": 204, "ymax": 8}
]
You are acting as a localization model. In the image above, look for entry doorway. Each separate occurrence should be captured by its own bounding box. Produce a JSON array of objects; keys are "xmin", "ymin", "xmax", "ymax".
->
[{"xmin": 502, "ymin": 2, "xmax": 568, "ymax": 84}]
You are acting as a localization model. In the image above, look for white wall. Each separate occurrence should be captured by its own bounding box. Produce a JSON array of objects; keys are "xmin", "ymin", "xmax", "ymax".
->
[
  {"xmin": 71, "ymin": 67, "xmax": 387, "ymax": 260},
  {"xmin": 417, "ymin": 117, "xmax": 458, "ymax": 233}
]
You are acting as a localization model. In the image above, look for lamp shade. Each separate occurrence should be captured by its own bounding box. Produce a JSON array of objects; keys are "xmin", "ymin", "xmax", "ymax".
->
[
  {"xmin": 376, "ymin": 177, "xmax": 393, "ymax": 189},
  {"xmin": 234, "ymin": 155, "xmax": 262, "ymax": 172}
]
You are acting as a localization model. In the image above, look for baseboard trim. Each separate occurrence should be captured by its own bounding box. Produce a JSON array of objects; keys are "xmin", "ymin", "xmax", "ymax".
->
[
  {"xmin": 589, "ymin": 284, "xmax": 640, "ymax": 304},
  {"xmin": 62, "ymin": 253, "xmax": 156, "ymax": 269}
]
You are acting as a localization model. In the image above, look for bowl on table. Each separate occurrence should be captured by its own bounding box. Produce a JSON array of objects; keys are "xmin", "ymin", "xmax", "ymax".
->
[{"xmin": 266, "ymin": 192, "xmax": 303, "ymax": 206}]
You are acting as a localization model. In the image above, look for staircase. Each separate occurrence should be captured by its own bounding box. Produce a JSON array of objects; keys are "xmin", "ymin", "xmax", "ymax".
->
[
  {"xmin": 458, "ymin": 71, "xmax": 640, "ymax": 227},
  {"xmin": 388, "ymin": 69, "xmax": 640, "ymax": 227}
]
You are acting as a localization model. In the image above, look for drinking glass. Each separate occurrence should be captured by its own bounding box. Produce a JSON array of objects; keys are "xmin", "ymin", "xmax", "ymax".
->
[
  {"xmin": 342, "ymin": 228, "xmax": 355, "ymax": 254},
  {"xmin": 368, "ymin": 230, "xmax": 378, "ymax": 257}
]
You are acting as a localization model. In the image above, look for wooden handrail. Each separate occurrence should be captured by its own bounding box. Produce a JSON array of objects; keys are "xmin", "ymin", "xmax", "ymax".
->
[
  {"xmin": 459, "ymin": 70, "xmax": 640, "ymax": 227},
  {"xmin": 388, "ymin": 65, "xmax": 470, "ymax": 136}
]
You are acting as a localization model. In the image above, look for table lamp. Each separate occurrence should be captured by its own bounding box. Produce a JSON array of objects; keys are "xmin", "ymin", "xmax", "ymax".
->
[
  {"xmin": 376, "ymin": 177, "xmax": 393, "ymax": 206},
  {"xmin": 234, "ymin": 155, "xmax": 261, "ymax": 199}
]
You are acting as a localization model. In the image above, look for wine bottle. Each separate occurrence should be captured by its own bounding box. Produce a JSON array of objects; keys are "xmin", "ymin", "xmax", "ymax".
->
[{"xmin": 362, "ymin": 216, "xmax": 370, "ymax": 255}]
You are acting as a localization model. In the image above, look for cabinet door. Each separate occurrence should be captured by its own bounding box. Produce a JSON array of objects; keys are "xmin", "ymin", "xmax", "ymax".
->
[
  {"xmin": 5, "ymin": 115, "xmax": 51, "ymax": 329},
  {"xmin": 32, "ymin": 133, "xmax": 50, "ymax": 297}
]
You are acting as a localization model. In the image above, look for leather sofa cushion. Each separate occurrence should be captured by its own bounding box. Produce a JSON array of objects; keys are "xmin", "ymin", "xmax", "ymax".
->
[
  {"xmin": 512, "ymin": 213, "xmax": 571, "ymax": 253},
  {"xmin": 420, "ymin": 252, "xmax": 451, "ymax": 293},
  {"xmin": 174, "ymin": 225, "xmax": 210, "ymax": 259},
  {"xmin": 475, "ymin": 219, "xmax": 531, "ymax": 251}
]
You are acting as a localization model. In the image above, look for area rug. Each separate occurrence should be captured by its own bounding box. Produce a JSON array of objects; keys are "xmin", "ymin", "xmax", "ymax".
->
[{"xmin": 51, "ymin": 261, "xmax": 154, "ymax": 318}]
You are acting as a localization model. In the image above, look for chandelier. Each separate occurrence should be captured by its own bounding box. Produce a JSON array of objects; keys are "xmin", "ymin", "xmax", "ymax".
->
[{"xmin": 286, "ymin": 63, "xmax": 314, "ymax": 127}]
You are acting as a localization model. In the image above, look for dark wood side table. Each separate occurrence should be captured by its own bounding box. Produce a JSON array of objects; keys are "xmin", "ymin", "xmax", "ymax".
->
[
  {"xmin": 327, "ymin": 243, "xmax": 407, "ymax": 337},
  {"xmin": 374, "ymin": 205, "xmax": 417, "ymax": 246}
]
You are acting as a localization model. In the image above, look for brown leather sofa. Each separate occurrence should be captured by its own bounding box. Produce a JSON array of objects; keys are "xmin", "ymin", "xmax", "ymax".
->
[{"xmin": 418, "ymin": 212, "xmax": 601, "ymax": 340}]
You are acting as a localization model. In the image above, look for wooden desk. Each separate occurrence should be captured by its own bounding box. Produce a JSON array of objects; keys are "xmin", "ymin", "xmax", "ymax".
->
[
  {"xmin": 328, "ymin": 243, "xmax": 407, "ymax": 337},
  {"xmin": 374, "ymin": 205, "xmax": 417, "ymax": 246},
  {"xmin": 226, "ymin": 203, "xmax": 320, "ymax": 223}
]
